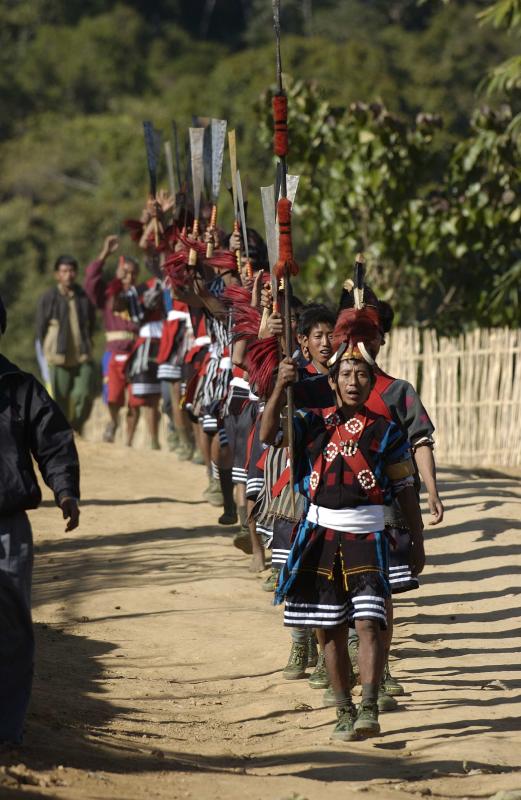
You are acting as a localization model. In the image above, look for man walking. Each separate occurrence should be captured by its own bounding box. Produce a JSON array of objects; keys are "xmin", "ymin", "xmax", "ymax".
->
[
  {"xmin": 84, "ymin": 235, "xmax": 141, "ymax": 443},
  {"xmin": 35, "ymin": 254, "xmax": 96, "ymax": 432},
  {"xmin": 0, "ymin": 295, "xmax": 80, "ymax": 745}
]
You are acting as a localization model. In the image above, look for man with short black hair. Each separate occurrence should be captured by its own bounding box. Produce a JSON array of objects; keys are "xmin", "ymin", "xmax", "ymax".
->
[
  {"xmin": 0, "ymin": 294, "xmax": 80, "ymax": 745},
  {"xmin": 35, "ymin": 255, "xmax": 96, "ymax": 432}
]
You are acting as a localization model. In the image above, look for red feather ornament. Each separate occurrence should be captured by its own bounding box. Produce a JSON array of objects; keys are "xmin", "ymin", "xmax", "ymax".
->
[
  {"xmin": 247, "ymin": 336, "xmax": 279, "ymax": 397},
  {"xmin": 162, "ymin": 250, "xmax": 191, "ymax": 292},
  {"xmin": 123, "ymin": 219, "xmax": 143, "ymax": 243},
  {"xmin": 204, "ymin": 248, "xmax": 238, "ymax": 272},
  {"xmin": 222, "ymin": 285, "xmax": 261, "ymax": 341}
]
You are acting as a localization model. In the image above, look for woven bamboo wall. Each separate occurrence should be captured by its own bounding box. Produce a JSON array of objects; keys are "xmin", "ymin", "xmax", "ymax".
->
[
  {"xmin": 83, "ymin": 328, "xmax": 521, "ymax": 468},
  {"xmin": 378, "ymin": 327, "xmax": 521, "ymax": 468}
]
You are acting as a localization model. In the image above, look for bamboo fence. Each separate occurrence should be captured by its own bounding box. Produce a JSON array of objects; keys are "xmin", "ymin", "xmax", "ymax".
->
[
  {"xmin": 378, "ymin": 327, "xmax": 521, "ymax": 468},
  {"xmin": 84, "ymin": 328, "xmax": 521, "ymax": 468}
]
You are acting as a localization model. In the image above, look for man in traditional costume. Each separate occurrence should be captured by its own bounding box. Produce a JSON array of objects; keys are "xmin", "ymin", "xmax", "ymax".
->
[
  {"xmin": 260, "ymin": 304, "xmax": 425, "ymax": 740},
  {"xmin": 84, "ymin": 235, "xmax": 141, "ymax": 443},
  {"xmin": 295, "ymin": 286, "xmax": 443, "ymax": 702}
]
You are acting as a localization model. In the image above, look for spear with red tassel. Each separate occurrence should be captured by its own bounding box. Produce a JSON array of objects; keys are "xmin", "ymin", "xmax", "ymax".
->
[{"xmin": 271, "ymin": 0, "xmax": 299, "ymax": 515}]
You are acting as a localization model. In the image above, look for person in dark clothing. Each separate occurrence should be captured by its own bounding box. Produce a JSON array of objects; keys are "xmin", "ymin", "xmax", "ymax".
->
[
  {"xmin": 35, "ymin": 255, "xmax": 96, "ymax": 432},
  {"xmin": 0, "ymin": 294, "xmax": 80, "ymax": 745}
]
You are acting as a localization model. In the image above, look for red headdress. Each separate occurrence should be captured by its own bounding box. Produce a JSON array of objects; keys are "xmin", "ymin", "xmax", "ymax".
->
[{"xmin": 328, "ymin": 253, "xmax": 381, "ymax": 368}]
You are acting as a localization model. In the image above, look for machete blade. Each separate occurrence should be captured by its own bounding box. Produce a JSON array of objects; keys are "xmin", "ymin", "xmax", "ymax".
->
[{"xmin": 210, "ymin": 118, "xmax": 227, "ymax": 202}]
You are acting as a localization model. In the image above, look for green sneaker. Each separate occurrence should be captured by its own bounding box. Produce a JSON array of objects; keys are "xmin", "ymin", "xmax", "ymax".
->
[
  {"xmin": 382, "ymin": 661, "xmax": 405, "ymax": 696},
  {"xmin": 191, "ymin": 448, "xmax": 205, "ymax": 465},
  {"xmin": 166, "ymin": 424, "xmax": 178, "ymax": 452},
  {"xmin": 309, "ymin": 651, "xmax": 330, "ymax": 689},
  {"xmin": 354, "ymin": 700, "xmax": 380, "ymax": 737},
  {"xmin": 261, "ymin": 568, "xmax": 280, "ymax": 592},
  {"xmin": 323, "ymin": 686, "xmax": 336, "ymax": 707},
  {"xmin": 331, "ymin": 704, "xmax": 359, "ymax": 742},
  {"xmin": 307, "ymin": 634, "xmax": 318, "ymax": 668},
  {"xmin": 378, "ymin": 683, "xmax": 398, "ymax": 713},
  {"xmin": 348, "ymin": 635, "xmax": 360, "ymax": 684},
  {"xmin": 205, "ymin": 477, "xmax": 223, "ymax": 507},
  {"xmin": 102, "ymin": 421, "xmax": 117, "ymax": 443},
  {"xmin": 282, "ymin": 642, "xmax": 308, "ymax": 680}
]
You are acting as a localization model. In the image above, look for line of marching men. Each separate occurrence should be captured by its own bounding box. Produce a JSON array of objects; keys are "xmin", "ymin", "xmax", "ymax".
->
[{"xmin": 76, "ymin": 182, "xmax": 444, "ymax": 742}]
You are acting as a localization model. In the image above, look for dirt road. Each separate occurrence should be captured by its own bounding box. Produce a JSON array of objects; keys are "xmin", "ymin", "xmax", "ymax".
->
[{"xmin": 1, "ymin": 440, "xmax": 521, "ymax": 800}]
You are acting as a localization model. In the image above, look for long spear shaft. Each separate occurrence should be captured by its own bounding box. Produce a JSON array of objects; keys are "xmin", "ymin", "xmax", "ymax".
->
[{"xmin": 272, "ymin": 0, "xmax": 295, "ymax": 514}]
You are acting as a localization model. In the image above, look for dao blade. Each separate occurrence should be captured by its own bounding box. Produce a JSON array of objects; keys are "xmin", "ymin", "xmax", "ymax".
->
[
  {"xmin": 210, "ymin": 119, "xmax": 227, "ymax": 202},
  {"xmin": 164, "ymin": 141, "xmax": 176, "ymax": 197},
  {"xmin": 143, "ymin": 121, "xmax": 162, "ymax": 197},
  {"xmin": 236, "ymin": 169, "xmax": 249, "ymax": 262},
  {"xmin": 261, "ymin": 185, "xmax": 277, "ymax": 270},
  {"xmin": 189, "ymin": 127, "xmax": 205, "ymax": 222},
  {"xmin": 285, "ymin": 174, "xmax": 300, "ymax": 206},
  {"xmin": 228, "ymin": 130, "xmax": 239, "ymax": 221}
]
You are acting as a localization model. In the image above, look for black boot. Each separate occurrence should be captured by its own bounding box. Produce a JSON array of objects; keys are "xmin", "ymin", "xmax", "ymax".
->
[{"xmin": 218, "ymin": 468, "xmax": 238, "ymax": 525}]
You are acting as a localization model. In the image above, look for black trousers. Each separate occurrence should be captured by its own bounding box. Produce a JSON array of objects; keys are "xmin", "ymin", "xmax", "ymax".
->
[{"xmin": 0, "ymin": 511, "xmax": 34, "ymax": 744}]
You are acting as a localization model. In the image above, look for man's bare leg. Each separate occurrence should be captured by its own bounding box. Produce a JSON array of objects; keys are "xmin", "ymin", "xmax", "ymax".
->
[
  {"xmin": 353, "ymin": 618, "xmax": 384, "ymax": 735},
  {"xmin": 145, "ymin": 398, "xmax": 160, "ymax": 449},
  {"xmin": 247, "ymin": 497, "xmax": 265, "ymax": 572},
  {"xmin": 322, "ymin": 623, "xmax": 351, "ymax": 700},
  {"xmin": 103, "ymin": 402, "xmax": 120, "ymax": 442},
  {"xmin": 126, "ymin": 405, "xmax": 140, "ymax": 446},
  {"xmin": 170, "ymin": 382, "xmax": 193, "ymax": 458}
]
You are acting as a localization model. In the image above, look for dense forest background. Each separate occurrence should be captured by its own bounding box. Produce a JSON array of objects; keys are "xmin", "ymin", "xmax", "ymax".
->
[{"xmin": 0, "ymin": 0, "xmax": 519, "ymax": 370}]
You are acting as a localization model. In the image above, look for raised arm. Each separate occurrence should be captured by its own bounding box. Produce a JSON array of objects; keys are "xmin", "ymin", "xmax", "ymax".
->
[
  {"xmin": 259, "ymin": 357, "xmax": 296, "ymax": 444},
  {"xmin": 84, "ymin": 235, "xmax": 119, "ymax": 309}
]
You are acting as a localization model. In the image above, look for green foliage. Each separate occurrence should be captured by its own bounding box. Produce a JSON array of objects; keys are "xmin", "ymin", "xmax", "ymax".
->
[
  {"xmin": 479, "ymin": 0, "xmax": 521, "ymax": 131},
  {"xmin": 0, "ymin": 0, "xmax": 518, "ymax": 371},
  {"xmin": 256, "ymin": 79, "xmax": 520, "ymax": 330}
]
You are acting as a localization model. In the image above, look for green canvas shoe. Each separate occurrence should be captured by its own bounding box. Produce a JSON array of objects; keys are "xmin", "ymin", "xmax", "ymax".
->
[
  {"xmin": 354, "ymin": 700, "xmax": 380, "ymax": 737},
  {"xmin": 331, "ymin": 704, "xmax": 359, "ymax": 742},
  {"xmin": 323, "ymin": 686, "xmax": 336, "ymax": 707},
  {"xmin": 307, "ymin": 634, "xmax": 319, "ymax": 668},
  {"xmin": 191, "ymin": 448, "xmax": 205, "ymax": 465},
  {"xmin": 261, "ymin": 568, "xmax": 280, "ymax": 592},
  {"xmin": 382, "ymin": 661, "xmax": 405, "ymax": 696},
  {"xmin": 309, "ymin": 651, "xmax": 329, "ymax": 689},
  {"xmin": 205, "ymin": 477, "xmax": 223, "ymax": 507},
  {"xmin": 348, "ymin": 634, "xmax": 360, "ymax": 683},
  {"xmin": 282, "ymin": 642, "xmax": 308, "ymax": 680},
  {"xmin": 378, "ymin": 683, "xmax": 398, "ymax": 712}
]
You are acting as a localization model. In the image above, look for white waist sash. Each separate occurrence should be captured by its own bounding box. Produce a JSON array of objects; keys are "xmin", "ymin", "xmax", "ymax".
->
[
  {"xmin": 139, "ymin": 321, "xmax": 163, "ymax": 338},
  {"xmin": 306, "ymin": 503, "xmax": 385, "ymax": 534},
  {"xmin": 194, "ymin": 335, "xmax": 211, "ymax": 347},
  {"xmin": 230, "ymin": 376, "xmax": 250, "ymax": 390},
  {"xmin": 167, "ymin": 309, "xmax": 191, "ymax": 322}
]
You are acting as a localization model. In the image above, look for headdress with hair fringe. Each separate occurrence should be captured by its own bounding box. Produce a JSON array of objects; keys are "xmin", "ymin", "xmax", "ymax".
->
[{"xmin": 328, "ymin": 307, "xmax": 381, "ymax": 368}]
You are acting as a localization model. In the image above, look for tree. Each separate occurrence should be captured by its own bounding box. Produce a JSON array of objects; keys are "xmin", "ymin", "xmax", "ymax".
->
[{"xmin": 255, "ymin": 78, "xmax": 520, "ymax": 330}]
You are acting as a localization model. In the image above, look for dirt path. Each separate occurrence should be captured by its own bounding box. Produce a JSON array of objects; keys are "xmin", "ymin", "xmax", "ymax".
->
[{"xmin": 2, "ymin": 440, "xmax": 521, "ymax": 800}]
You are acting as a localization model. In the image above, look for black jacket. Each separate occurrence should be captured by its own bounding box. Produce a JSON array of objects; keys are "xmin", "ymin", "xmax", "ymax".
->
[
  {"xmin": 35, "ymin": 284, "xmax": 95, "ymax": 360},
  {"xmin": 0, "ymin": 355, "xmax": 80, "ymax": 515}
]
